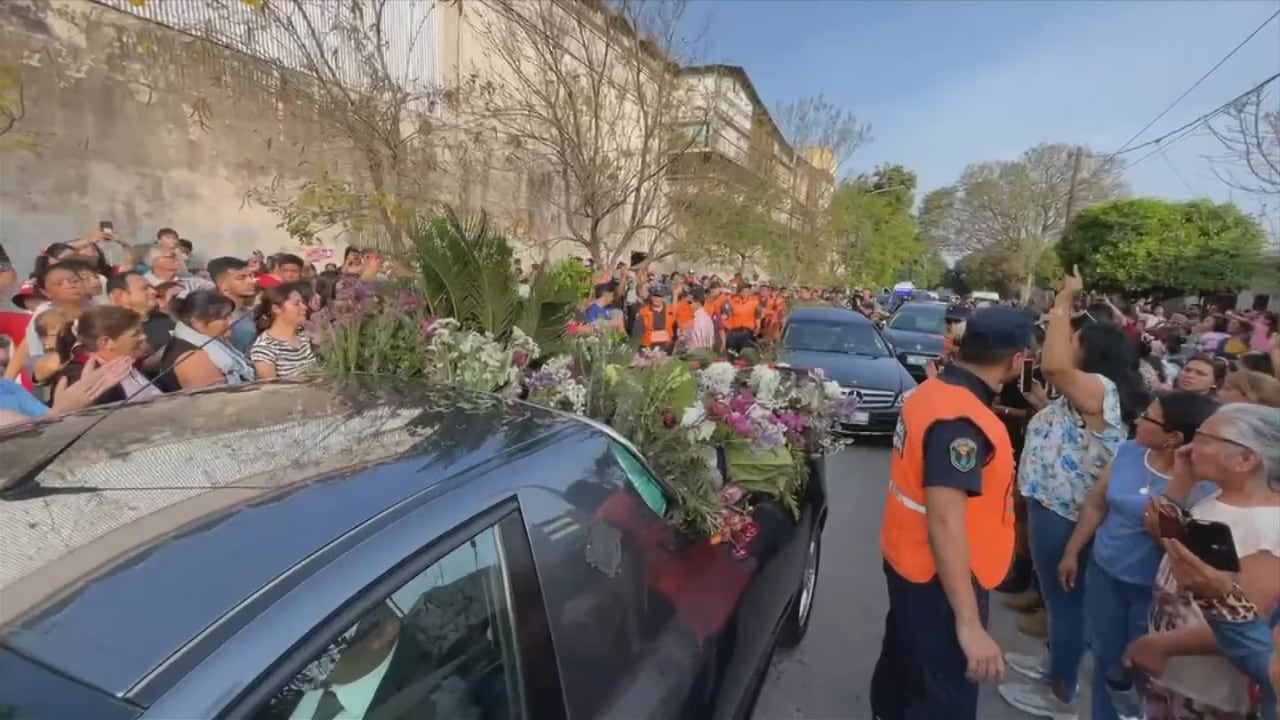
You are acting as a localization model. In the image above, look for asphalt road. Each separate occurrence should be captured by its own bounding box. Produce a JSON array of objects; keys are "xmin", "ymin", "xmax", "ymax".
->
[{"xmin": 754, "ymin": 443, "xmax": 1095, "ymax": 720}]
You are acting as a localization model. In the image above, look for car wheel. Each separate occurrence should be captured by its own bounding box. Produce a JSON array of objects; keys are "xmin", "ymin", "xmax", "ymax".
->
[{"xmin": 777, "ymin": 530, "xmax": 821, "ymax": 649}]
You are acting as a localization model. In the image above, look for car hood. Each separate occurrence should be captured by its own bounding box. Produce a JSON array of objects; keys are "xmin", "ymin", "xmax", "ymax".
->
[
  {"xmin": 881, "ymin": 329, "xmax": 945, "ymax": 356},
  {"xmin": 778, "ymin": 349, "xmax": 907, "ymax": 391}
]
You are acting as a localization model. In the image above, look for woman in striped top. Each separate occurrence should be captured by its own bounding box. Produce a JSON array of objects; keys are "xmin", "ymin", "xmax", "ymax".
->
[{"xmin": 249, "ymin": 283, "xmax": 317, "ymax": 379}]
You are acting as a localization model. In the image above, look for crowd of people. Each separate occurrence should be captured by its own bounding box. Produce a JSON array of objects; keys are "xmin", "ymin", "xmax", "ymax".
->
[
  {"xmin": 4, "ymin": 233, "xmax": 1280, "ymax": 720},
  {"xmin": 575, "ymin": 263, "xmax": 791, "ymax": 354},
  {"xmin": 870, "ymin": 268, "xmax": 1280, "ymax": 720},
  {"xmin": 0, "ymin": 231, "xmax": 399, "ymax": 428}
]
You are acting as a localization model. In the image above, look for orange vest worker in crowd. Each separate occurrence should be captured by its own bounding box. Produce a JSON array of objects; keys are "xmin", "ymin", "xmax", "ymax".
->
[
  {"xmin": 871, "ymin": 306, "xmax": 1032, "ymax": 720},
  {"xmin": 633, "ymin": 288, "xmax": 675, "ymax": 352},
  {"xmin": 722, "ymin": 286, "xmax": 761, "ymax": 353}
]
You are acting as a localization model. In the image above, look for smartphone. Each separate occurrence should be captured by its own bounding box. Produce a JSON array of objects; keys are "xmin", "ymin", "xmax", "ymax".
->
[
  {"xmin": 1184, "ymin": 519, "xmax": 1241, "ymax": 573},
  {"xmin": 1019, "ymin": 358, "xmax": 1035, "ymax": 393},
  {"xmin": 1155, "ymin": 502, "xmax": 1187, "ymax": 541},
  {"xmin": 99, "ymin": 220, "xmax": 114, "ymax": 233}
]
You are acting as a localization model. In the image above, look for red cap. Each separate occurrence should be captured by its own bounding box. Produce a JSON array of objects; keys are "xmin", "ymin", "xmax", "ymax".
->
[{"xmin": 11, "ymin": 279, "xmax": 42, "ymax": 308}]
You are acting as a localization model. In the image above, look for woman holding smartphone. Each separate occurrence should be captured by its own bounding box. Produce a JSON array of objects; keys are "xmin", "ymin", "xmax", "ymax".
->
[
  {"xmin": 1126, "ymin": 403, "xmax": 1280, "ymax": 719},
  {"xmin": 1053, "ymin": 391, "xmax": 1221, "ymax": 720}
]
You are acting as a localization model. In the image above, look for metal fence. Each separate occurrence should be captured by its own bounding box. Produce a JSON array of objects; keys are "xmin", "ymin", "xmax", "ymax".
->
[{"xmin": 93, "ymin": 0, "xmax": 440, "ymax": 109}]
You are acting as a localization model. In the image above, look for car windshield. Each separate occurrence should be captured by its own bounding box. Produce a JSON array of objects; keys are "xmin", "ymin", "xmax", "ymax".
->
[
  {"xmin": 783, "ymin": 319, "xmax": 889, "ymax": 357},
  {"xmin": 887, "ymin": 305, "xmax": 946, "ymax": 335}
]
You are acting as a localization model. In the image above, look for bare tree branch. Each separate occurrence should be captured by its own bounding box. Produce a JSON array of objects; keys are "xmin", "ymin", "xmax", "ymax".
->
[
  {"xmin": 1206, "ymin": 85, "xmax": 1280, "ymax": 198},
  {"xmin": 459, "ymin": 0, "xmax": 705, "ymax": 265}
]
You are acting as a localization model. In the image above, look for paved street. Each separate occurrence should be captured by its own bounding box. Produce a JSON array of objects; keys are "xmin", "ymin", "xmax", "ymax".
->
[{"xmin": 754, "ymin": 444, "xmax": 1094, "ymax": 719}]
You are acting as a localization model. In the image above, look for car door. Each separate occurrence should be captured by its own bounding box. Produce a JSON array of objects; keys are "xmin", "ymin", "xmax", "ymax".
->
[
  {"xmin": 149, "ymin": 500, "xmax": 566, "ymax": 720},
  {"xmin": 516, "ymin": 427, "xmax": 804, "ymax": 720}
]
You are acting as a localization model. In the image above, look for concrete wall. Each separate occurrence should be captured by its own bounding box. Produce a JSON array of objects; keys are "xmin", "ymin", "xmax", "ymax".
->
[{"xmin": 0, "ymin": 0, "xmax": 380, "ymax": 289}]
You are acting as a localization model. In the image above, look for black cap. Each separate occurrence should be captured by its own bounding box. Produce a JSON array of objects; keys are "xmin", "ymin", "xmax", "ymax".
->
[{"xmin": 959, "ymin": 306, "xmax": 1036, "ymax": 353}]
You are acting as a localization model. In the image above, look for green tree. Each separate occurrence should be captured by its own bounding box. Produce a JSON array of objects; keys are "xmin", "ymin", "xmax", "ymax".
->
[
  {"xmin": 828, "ymin": 164, "xmax": 932, "ymax": 288},
  {"xmin": 673, "ymin": 176, "xmax": 786, "ymax": 274},
  {"xmin": 1056, "ymin": 198, "xmax": 1270, "ymax": 297},
  {"xmin": 930, "ymin": 143, "xmax": 1126, "ymax": 300}
]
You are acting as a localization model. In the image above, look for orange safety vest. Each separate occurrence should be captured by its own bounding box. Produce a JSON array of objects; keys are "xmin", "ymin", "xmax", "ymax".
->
[
  {"xmin": 673, "ymin": 298, "xmax": 695, "ymax": 331},
  {"xmin": 638, "ymin": 304, "xmax": 675, "ymax": 347},
  {"xmin": 761, "ymin": 296, "xmax": 785, "ymax": 340},
  {"xmin": 708, "ymin": 295, "xmax": 730, "ymax": 327},
  {"xmin": 880, "ymin": 378, "xmax": 1015, "ymax": 590},
  {"xmin": 724, "ymin": 297, "xmax": 760, "ymax": 332}
]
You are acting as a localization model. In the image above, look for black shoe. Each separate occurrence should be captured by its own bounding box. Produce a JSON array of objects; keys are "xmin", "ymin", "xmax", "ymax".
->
[{"xmin": 996, "ymin": 555, "xmax": 1034, "ymax": 594}]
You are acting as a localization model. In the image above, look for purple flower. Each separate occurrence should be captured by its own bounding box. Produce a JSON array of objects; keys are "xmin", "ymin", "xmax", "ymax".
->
[
  {"xmin": 832, "ymin": 395, "xmax": 862, "ymax": 422},
  {"xmin": 348, "ymin": 281, "xmax": 374, "ymax": 302},
  {"xmin": 777, "ymin": 410, "xmax": 807, "ymax": 434},
  {"xmin": 525, "ymin": 369, "xmax": 558, "ymax": 390},
  {"xmin": 726, "ymin": 412, "xmax": 753, "ymax": 437},
  {"xmin": 728, "ymin": 390, "xmax": 755, "ymax": 415},
  {"xmin": 756, "ymin": 424, "xmax": 786, "ymax": 449},
  {"xmin": 398, "ymin": 291, "xmax": 423, "ymax": 314}
]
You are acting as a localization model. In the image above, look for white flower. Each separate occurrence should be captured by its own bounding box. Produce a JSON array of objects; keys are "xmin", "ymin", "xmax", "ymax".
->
[
  {"xmin": 693, "ymin": 419, "xmax": 716, "ymax": 442},
  {"xmin": 822, "ymin": 380, "xmax": 843, "ymax": 400},
  {"xmin": 699, "ymin": 361, "xmax": 738, "ymax": 398},
  {"xmin": 516, "ymin": 283, "xmax": 531, "ymax": 298},
  {"xmin": 749, "ymin": 364, "xmax": 785, "ymax": 408},
  {"xmin": 680, "ymin": 404, "xmax": 706, "ymax": 428}
]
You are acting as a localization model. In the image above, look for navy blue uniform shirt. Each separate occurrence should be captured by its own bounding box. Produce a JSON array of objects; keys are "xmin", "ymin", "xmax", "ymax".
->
[{"xmin": 921, "ymin": 365, "xmax": 997, "ymax": 497}]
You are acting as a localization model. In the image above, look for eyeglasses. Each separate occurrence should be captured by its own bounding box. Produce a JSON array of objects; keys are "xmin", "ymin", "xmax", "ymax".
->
[
  {"xmin": 1192, "ymin": 430, "xmax": 1253, "ymax": 451},
  {"xmin": 1137, "ymin": 413, "xmax": 1168, "ymax": 429}
]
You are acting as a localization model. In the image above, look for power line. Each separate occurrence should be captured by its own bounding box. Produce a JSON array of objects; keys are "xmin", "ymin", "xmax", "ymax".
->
[
  {"xmin": 1116, "ymin": 120, "xmax": 1205, "ymax": 176},
  {"xmin": 1095, "ymin": 71, "xmax": 1280, "ymax": 166},
  {"xmin": 1158, "ymin": 146, "xmax": 1198, "ymax": 196},
  {"xmin": 1108, "ymin": 8, "xmax": 1280, "ymax": 158}
]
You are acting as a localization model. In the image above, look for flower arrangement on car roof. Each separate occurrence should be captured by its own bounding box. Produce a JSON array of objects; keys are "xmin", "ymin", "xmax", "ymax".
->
[{"xmin": 305, "ymin": 215, "xmax": 859, "ymax": 539}]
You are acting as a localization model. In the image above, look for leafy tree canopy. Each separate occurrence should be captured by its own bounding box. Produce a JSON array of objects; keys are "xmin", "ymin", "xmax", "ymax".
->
[
  {"xmin": 1056, "ymin": 197, "xmax": 1271, "ymax": 297},
  {"xmin": 828, "ymin": 164, "xmax": 938, "ymax": 289}
]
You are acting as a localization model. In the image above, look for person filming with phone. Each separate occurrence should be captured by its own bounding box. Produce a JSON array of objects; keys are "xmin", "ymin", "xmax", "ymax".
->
[
  {"xmin": 1127, "ymin": 403, "xmax": 1280, "ymax": 719},
  {"xmin": 1054, "ymin": 390, "xmax": 1221, "ymax": 720}
]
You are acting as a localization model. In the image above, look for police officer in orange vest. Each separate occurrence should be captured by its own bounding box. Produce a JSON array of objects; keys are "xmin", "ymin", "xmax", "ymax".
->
[{"xmin": 870, "ymin": 306, "xmax": 1034, "ymax": 720}]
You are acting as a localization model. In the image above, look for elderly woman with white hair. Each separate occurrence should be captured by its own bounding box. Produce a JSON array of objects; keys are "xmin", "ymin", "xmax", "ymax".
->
[{"xmin": 1124, "ymin": 403, "xmax": 1280, "ymax": 720}]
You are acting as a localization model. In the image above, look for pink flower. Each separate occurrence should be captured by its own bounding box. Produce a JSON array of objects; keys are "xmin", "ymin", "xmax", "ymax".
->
[
  {"xmin": 512, "ymin": 349, "xmax": 530, "ymax": 368},
  {"xmin": 719, "ymin": 484, "xmax": 746, "ymax": 505}
]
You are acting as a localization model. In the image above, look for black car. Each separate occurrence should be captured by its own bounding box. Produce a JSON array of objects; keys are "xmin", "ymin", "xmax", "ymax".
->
[
  {"xmin": 777, "ymin": 306, "xmax": 917, "ymax": 435},
  {"xmin": 0, "ymin": 377, "xmax": 826, "ymax": 720},
  {"xmin": 880, "ymin": 301, "xmax": 950, "ymax": 381}
]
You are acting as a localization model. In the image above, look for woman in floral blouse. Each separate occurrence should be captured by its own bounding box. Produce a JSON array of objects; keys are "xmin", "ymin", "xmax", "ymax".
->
[{"xmin": 999, "ymin": 269, "xmax": 1149, "ymax": 718}]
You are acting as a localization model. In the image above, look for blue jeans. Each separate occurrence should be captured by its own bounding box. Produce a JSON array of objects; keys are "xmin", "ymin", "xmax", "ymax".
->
[
  {"xmin": 1084, "ymin": 561, "xmax": 1153, "ymax": 720},
  {"xmin": 1027, "ymin": 500, "xmax": 1088, "ymax": 701}
]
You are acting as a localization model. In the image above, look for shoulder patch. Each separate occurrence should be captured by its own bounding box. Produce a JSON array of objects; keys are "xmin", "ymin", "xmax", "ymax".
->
[
  {"xmin": 949, "ymin": 437, "xmax": 978, "ymax": 472},
  {"xmin": 892, "ymin": 416, "xmax": 906, "ymax": 455}
]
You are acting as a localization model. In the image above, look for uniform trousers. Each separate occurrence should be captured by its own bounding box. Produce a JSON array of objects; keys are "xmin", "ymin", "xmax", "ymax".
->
[{"xmin": 869, "ymin": 561, "xmax": 989, "ymax": 720}]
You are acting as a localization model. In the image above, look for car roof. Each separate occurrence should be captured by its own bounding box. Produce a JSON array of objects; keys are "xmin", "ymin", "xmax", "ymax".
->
[
  {"xmin": 0, "ymin": 377, "xmax": 577, "ymax": 698},
  {"xmin": 786, "ymin": 305, "xmax": 871, "ymax": 324}
]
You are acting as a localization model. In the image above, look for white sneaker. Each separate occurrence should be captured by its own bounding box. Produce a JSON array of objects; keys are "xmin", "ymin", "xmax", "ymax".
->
[
  {"xmin": 1004, "ymin": 651, "xmax": 1048, "ymax": 681},
  {"xmin": 997, "ymin": 681, "xmax": 1079, "ymax": 720}
]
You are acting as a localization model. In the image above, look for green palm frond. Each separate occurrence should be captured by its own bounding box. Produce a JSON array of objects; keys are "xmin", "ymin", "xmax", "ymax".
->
[{"xmin": 406, "ymin": 208, "xmax": 577, "ymax": 346}]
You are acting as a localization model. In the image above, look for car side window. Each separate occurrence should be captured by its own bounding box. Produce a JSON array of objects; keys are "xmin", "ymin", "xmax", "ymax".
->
[{"xmin": 252, "ymin": 525, "xmax": 523, "ymax": 720}]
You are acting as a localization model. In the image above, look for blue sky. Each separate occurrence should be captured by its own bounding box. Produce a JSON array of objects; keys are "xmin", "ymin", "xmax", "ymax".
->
[{"xmin": 684, "ymin": 0, "xmax": 1280, "ymax": 228}]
